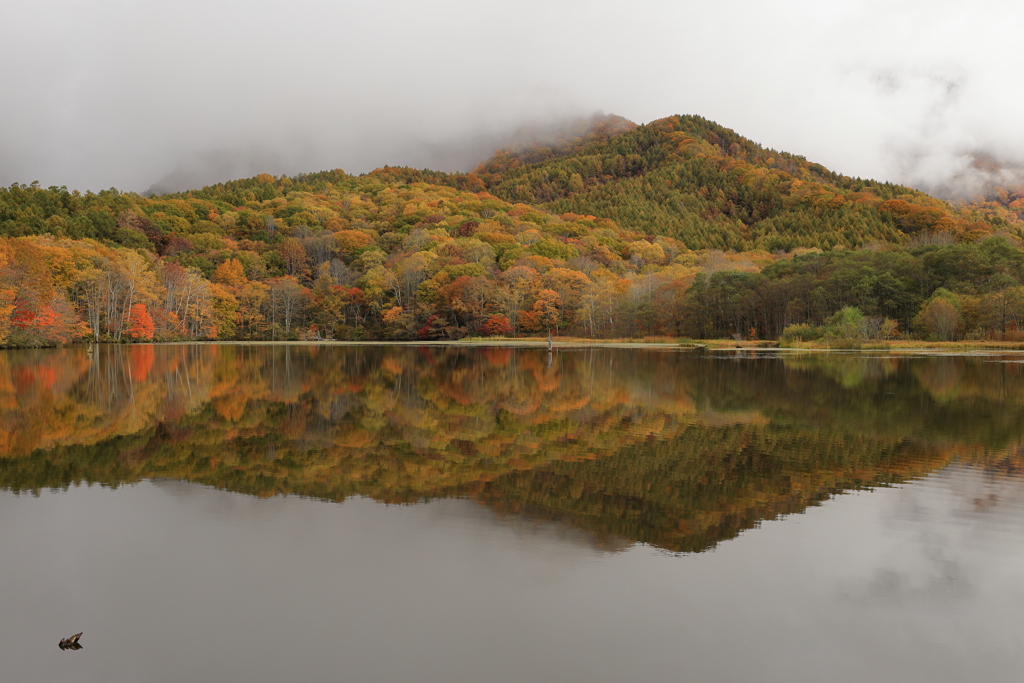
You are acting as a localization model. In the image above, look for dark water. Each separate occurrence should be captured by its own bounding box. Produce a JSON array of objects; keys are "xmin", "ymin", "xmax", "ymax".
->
[{"xmin": 3, "ymin": 344, "xmax": 1024, "ymax": 682}]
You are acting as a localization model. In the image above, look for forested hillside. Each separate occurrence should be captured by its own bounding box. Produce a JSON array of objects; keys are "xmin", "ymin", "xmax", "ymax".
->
[
  {"xmin": 384, "ymin": 115, "xmax": 1017, "ymax": 251},
  {"xmin": 2, "ymin": 113, "xmax": 1024, "ymax": 347}
]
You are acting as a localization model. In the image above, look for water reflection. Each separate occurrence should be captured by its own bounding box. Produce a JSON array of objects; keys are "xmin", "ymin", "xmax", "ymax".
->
[
  {"xmin": 2, "ymin": 344, "xmax": 1023, "ymax": 553},
  {"xmin": 6, "ymin": 474, "xmax": 1024, "ymax": 683}
]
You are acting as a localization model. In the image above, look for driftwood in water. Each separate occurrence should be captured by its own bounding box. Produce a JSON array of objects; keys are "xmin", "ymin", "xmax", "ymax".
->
[{"xmin": 58, "ymin": 632, "xmax": 83, "ymax": 650}]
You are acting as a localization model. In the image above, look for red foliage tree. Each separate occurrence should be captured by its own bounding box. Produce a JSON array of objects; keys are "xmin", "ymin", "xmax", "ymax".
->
[
  {"xmin": 126, "ymin": 303, "xmax": 155, "ymax": 340},
  {"xmin": 478, "ymin": 314, "xmax": 513, "ymax": 337}
]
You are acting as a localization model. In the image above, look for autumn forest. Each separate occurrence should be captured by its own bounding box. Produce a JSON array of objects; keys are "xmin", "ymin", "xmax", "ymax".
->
[{"xmin": 3, "ymin": 114, "xmax": 1024, "ymax": 347}]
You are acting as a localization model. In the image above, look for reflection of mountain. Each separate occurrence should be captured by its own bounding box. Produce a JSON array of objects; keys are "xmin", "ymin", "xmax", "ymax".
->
[{"xmin": 2, "ymin": 345, "xmax": 1023, "ymax": 552}]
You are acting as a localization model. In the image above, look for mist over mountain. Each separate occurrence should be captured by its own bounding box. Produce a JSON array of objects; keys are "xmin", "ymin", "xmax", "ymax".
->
[
  {"xmin": 142, "ymin": 113, "xmax": 632, "ymax": 196},
  {"xmin": 143, "ymin": 148, "xmax": 290, "ymax": 197},
  {"xmin": 912, "ymin": 152, "xmax": 1024, "ymax": 203}
]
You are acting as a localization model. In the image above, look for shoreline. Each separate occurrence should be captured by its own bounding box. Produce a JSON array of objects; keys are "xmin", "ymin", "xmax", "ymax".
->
[{"xmin": 50, "ymin": 337, "xmax": 1024, "ymax": 355}]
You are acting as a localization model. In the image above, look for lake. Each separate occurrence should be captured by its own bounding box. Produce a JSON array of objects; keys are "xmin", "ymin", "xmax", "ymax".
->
[{"xmin": 2, "ymin": 343, "xmax": 1024, "ymax": 682}]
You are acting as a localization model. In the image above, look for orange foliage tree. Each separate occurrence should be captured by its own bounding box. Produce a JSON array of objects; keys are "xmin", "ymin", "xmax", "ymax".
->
[{"xmin": 127, "ymin": 303, "xmax": 155, "ymax": 340}]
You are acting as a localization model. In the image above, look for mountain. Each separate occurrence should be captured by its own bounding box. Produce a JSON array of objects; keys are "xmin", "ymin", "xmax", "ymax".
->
[
  {"xmin": 379, "ymin": 114, "xmax": 1019, "ymax": 251},
  {"xmin": 6, "ymin": 113, "xmax": 1018, "ymax": 253},
  {"xmin": 2, "ymin": 113, "xmax": 1024, "ymax": 347}
]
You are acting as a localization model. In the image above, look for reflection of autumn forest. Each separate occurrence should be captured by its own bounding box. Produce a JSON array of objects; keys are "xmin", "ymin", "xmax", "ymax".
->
[
  {"xmin": 5, "ymin": 114, "xmax": 1024, "ymax": 347},
  {"xmin": 2, "ymin": 345, "xmax": 1022, "ymax": 552}
]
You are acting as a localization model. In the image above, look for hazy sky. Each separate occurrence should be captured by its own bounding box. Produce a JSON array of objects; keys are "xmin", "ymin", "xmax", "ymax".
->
[{"xmin": 2, "ymin": 0, "xmax": 1023, "ymax": 195}]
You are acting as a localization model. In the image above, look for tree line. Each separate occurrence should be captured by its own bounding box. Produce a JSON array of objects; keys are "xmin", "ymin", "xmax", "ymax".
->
[{"xmin": 678, "ymin": 237, "xmax": 1024, "ymax": 342}]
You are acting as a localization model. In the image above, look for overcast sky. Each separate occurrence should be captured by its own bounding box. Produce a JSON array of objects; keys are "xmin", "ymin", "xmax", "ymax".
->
[{"xmin": 2, "ymin": 0, "xmax": 1022, "ymax": 196}]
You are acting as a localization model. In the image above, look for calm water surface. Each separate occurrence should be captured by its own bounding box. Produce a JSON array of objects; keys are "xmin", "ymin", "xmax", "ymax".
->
[{"xmin": 2, "ymin": 344, "xmax": 1024, "ymax": 682}]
